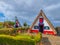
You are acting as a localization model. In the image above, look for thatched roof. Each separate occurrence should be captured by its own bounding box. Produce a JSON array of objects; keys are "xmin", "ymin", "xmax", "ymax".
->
[{"xmin": 29, "ymin": 10, "xmax": 57, "ymax": 34}]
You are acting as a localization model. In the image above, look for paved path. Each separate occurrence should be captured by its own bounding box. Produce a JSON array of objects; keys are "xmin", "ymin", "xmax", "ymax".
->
[{"xmin": 40, "ymin": 34, "xmax": 60, "ymax": 45}]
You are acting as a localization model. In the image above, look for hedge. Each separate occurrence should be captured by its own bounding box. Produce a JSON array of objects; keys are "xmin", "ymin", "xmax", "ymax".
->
[
  {"xmin": 0, "ymin": 28, "xmax": 28, "ymax": 35},
  {"xmin": 0, "ymin": 33, "xmax": 42, "ymax": 45},
  {"xmin": 0, "ymin": 28, "xmax": 13, "ymax": 35},
  {"xmin": 0, "ymin": 28, "xmax": 19, "ymax": 35}
]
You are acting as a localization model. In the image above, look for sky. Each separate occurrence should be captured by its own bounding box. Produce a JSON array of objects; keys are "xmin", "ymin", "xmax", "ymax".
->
[{"xmin": 0, "ymin": 0, "xmax": 60, "ymax": 27}]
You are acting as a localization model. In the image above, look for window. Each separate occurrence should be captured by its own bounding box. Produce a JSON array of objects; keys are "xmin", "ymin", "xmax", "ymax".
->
[
  {"xmin": 44, "ymin": 26, "xmax": 50, "ymax": 30},
  {"xmin": 34, "ymin": 26, "xmax": 50, "ymax": 30},
  {"xmin": 34, "ymin": 26, "xmax": 39, "ymax": 29}
]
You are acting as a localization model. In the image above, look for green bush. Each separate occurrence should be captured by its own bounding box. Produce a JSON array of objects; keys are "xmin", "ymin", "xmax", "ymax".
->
[
  {"xmin": 0, "ymin": 27, "xmax": 29, "ymax": 35},
  {"xmin": 0, "ymin": 33, "xmax": 42, "ymax": 45},
  {"xmin": 0, "ymin": 28, "xmax": 13, "ymax": 30},
  {"xmin": 0, "ymin": 28, "xmax": 20, "ymax": 35},
  {"xmin": 0, "ymin": 28, "xmax": 13, "ymax": 35}
]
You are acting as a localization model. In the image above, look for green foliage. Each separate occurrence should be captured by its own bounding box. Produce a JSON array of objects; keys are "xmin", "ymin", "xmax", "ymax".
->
[
  {"xmin": 20, "ymin": 27, "xmax": 29, "ymax": 33},
  {"xmin": 0, "ymin": 28, "xmax": 21, "ymax": 35},
  {"xmin": 0, "ymin": 28, "xmax": 20, "ymax": 35},
  {"xmin": 4, "ymin": 21, "xmax": 15, "ymax": 26},
  {"xmin": 9, "ymin": 21, "xmax": 15, "ymax": 25},
  {"xmin": 23, "ymin": 22, "xmax": 28, "ymax": 27},
  {"xmin": 0, "ymin": 28, "xmax": 13, "ymax": 30},
  {"xmin": 22, "ymin": 22, "xmax": 30, "ymax": 32},
  {"xmin": 0, "ymin": 33, "xmax": 42, "ymax": 45},
  {"xmin": 0, "ymin": 28, "xmax": 13, "ymax": 35},
  {"xmin": 21, "ymin": 27, "xmax": 25, "ymax": 30},
  {"xmin": 0, "ymin": 22, "xmax": 4, "ymax": 28}
]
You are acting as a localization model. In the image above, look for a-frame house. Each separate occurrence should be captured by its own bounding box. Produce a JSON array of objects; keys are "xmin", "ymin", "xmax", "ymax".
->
[
  {"xmin": 29, "ymin": 10, "xmax": 57, "ymax": 35},
  {"xmin": 14, "ymin": 16, "xmax": 21, "ymax": 28}
]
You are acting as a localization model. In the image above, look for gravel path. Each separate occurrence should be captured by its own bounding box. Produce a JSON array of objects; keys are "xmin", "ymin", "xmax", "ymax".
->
[{"xmin": 40, "ymin": 34, "xmax": 60, "ymax": 45}]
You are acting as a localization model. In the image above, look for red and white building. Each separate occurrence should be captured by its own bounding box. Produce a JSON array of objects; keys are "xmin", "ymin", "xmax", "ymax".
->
[{"xmin": 29, "ymin": 10, "xmax": 57, "ymax": 35}]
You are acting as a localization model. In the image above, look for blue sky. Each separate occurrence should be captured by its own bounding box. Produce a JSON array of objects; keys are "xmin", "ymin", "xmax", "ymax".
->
[{"xmin": 0, "ymin": 0, "xmax": 60, "ymax": 27}]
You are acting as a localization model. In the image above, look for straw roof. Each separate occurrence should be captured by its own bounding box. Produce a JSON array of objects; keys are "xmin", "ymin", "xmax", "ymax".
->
[{"xmin": 29, "ymin": 10, "xmax": 57, "ymax": 34}]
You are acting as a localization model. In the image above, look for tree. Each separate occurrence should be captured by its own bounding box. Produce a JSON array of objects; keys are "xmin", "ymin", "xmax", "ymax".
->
[
  {"xmin": 8, "ymin": 21, "xmax": 15, "ymax": 26},
  {"xmin": 23, "ymin": 22, "xmax": 28, "ymax": 27},
  {"xmin": 3, "ymin": 21, "xmax": 15, "ymax": 28}
]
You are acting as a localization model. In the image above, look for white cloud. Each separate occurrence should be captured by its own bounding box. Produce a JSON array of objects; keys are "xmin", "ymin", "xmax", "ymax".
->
[
  {"xmin": 14, "ymin": 0, "xmax": 33, "ymax": 7},
  {"xmin": 0, "ymin": 1, "xmax": 15, "ymax": 21},
  {"xmin": 53, "ymin": 21, "xmax": 60, "ymax": 23},
  {"xmin": 44, "ymin": 3, "xmax": 60, "ymax": 11},
  {"xmin": 18, "ymin": 15, "xmax": 35, "ymax": 22},
  {"xmin": 0, "ymin": 0, "xmax": 33, "ymax": 21},
  {"xmin": 0, "ymin": 1, "xmax": 13, "ymax": 12},
  {"xmin": 0, "ymin": 1, "xmax": 35, "ymax": 22}
]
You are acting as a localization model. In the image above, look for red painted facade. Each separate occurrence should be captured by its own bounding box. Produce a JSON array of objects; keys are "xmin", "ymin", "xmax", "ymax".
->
[{"xmin": 30, "ymin": 30, "xmax": 56, "ymax": 35}]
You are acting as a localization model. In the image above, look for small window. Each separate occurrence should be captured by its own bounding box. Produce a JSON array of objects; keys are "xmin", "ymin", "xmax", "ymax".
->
[
  {"xmin": 34, "ymin": 26, "xmax": 39, "ymax": 29},
  {"xmin": 44, "ymin": 26, "xmax": 50, "ymax": 30}
]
